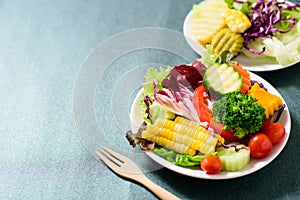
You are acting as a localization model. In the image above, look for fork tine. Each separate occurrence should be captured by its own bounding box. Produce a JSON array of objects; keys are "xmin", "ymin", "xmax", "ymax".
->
[
  {"xmin": 98, "ymin": 146, "xmax": 144, "ymax": 175},
  {"xmin": 95, "ymin": 150, "xmax": 120, "ymax": 171},
  {"xmin": 100, "ymin": 146, "xmax": 127, "ymax": 163}
]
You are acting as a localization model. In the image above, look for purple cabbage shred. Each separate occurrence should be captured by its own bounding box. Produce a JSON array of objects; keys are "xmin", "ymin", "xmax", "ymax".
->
[
  {"xmin": 243, "ymin": 0, "xmax": 299, "ymax": 55},
  {"xmin": 143, "ymin": 95, "xmax": 154, "ymax": 120},
  {"xmin": 272, "ymin": 104, "xmax": 286, "ymax": 123},
  {"xmin": 221, "ymin": 143, "xmax": 249, "ymax": 152},
  {"xmin": 250, "ymin": 80, "xmax": 268, "ymax": 91}
]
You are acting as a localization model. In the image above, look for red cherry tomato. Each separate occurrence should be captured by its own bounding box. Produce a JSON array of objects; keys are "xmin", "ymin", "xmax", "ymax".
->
[
  {"xmin": 200, "ymin": 157, "xmax": 222, "ymax": 174},
  {"xmin": 261, "ymin": 118, "xmax": 272, "ymax": 133},
  {"xmin": 263, "ymin": 123, "xmax": 286, "ymax": 144},
  {"xmin": 248, "ymin": 133, "xmax": 273, "ymax": 159},
  {"xmin": 209, "ymin": 120, "xmax": 241, "ymax": 142},
  {"xmin": 220, "ymin": 129, "xmax": 241, "ymax": 142}
]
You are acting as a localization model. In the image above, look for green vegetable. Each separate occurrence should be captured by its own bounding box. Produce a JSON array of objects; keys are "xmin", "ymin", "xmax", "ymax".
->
[
  {"xmin": 153, "ymin": 147, "xmax": 176, "ymax": 162},
  {"xmin": 280, "ymin": 13, "xmax": 299, "ymax": 31},
  {"xmin": 212, "ymin": 92, "xmax": 266, "ymax": 138},
  {"xmin": 149, "ymin": 101, "xmax": 175, "ymax": 124},
  {"xmin": 203, "ymin": 63, "xmax": 242, "ymax": 99},
  {"xmin": 153, "ymin": 146, "xmax": 217, "ymax": 167},
  {"xmin": 142, "ymin": 66, "xmax": 172, "ymax": 97},
  {"xmin": 202, "ymin": 45, "xmax": 219, "ymax": 67},
  {"xmin": 174, "ymin": 153, "xmax": 216, "ymax": 167},
  {"xmin": 202, "ymin": 45, "xmax": 235, "ymax": 67},
  {"xmin": 217, "ymin": 144, "xmax": 250, "ymax": 172},
  {"xmin": 140, "ymin": 66, "xmax": 172, "ymax": 123},
  {"xmin": 224, "ymin": 0, "xmax": 252, "ymax": 15},
  {"xmin": 276, "ymin": 8, "xmax": 300, "ymax": 32}
]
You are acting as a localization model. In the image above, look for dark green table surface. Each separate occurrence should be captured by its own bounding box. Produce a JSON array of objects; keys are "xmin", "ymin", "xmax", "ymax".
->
[{"xmin": 1, "ymin": 0, "xmax": 300, "ymax": 199}]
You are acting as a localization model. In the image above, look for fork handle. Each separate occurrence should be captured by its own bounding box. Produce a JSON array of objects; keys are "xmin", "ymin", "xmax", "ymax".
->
[{"xmin": 137, "ymin": 174, "xmax": 181, "ymax": 200}]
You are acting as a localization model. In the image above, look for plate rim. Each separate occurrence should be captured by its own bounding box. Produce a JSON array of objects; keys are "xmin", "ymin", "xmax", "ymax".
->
[{"xmin": 130, "ymin": 71, "xmax": 291, "ymax": 180}]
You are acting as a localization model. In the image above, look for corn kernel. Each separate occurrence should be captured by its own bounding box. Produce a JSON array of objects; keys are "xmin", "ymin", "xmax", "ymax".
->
[{"xmin": 223, "ymin": 9, "xmax": 251, "ymax": 33}]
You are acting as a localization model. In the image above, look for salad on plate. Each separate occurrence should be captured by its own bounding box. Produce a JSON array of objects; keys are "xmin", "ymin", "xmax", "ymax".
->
[
  {"xmin": 125, "ymin": 50, "xmax": 290, "ymax": 177},
  {"xmin": 186, "ymin": 0, "xmax": 300, "ymax": 68}
]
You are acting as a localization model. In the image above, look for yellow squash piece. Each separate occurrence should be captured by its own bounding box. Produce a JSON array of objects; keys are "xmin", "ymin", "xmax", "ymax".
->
[
  {"xmin": 223, "ymin": 8, "xmax": 251, "ymax": 33},
  {"xmin": 142, "ymin": 116, "xmax": 220, "ymax": 156},
  {"xmin": 248, "ymin": 83, "xmax": 283, "ymax": 119},
  {"xmin": 191, "ymin": 0, "xmax": 228, "ymax": 46}
]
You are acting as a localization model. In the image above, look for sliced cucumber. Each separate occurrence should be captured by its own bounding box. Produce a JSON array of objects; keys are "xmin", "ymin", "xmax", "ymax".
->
[
  {"xmin": 149, "ymin": 101, "xmax": 175, "ymax": 124},
  {"xmin": 217, "ymin": 144, "xmax": 250, "ymax": 172},
  {"xmin": 203, "ymin": 63, "xmax": 242, "ymax": 99}
]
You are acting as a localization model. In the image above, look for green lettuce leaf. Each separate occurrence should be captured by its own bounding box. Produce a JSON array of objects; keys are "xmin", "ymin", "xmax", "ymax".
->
[{"xmin": 142, "ymin": 66, "xmax": 171, "ymax": 97}]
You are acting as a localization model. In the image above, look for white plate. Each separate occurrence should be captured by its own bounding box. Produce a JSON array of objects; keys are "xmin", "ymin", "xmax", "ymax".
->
[
  {"xmin": 130, "ymin": 72, "xmax": 291, "ymax": 180},
  {"xmin": 183, "ymin": 10, "xmax": 299, "ymax": 72}
]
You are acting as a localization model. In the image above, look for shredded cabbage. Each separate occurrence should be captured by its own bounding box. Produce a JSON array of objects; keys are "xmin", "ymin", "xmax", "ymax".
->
[
  {"xmin": 241, "ymin": 21, "xmax": 300, "ymax": 65},
  {"xmin": 227, "ymin": 0, "xmax": 300, "ymax": 66}
]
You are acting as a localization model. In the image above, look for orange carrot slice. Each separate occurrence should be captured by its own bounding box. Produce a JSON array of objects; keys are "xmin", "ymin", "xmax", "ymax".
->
[{"xmin": 230, "ymin": 63, "xmax": 251, "ymax": 94}]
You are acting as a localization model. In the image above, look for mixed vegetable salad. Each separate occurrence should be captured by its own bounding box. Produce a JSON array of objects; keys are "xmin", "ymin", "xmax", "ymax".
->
[
  {"xmin": 126, "ymin": 50, "xmax": 286, "ymax": 174},
  {"xmin": 190, "ymin": 0, "xmax": 300, "ymax": 66}
]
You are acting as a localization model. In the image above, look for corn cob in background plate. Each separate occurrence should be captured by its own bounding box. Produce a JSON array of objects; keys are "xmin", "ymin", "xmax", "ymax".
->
[
  {"xmin": 223, "ymin": 8, "xmax": 251, "ymax": 33},
  {"xmin": 126, "ymin": 50, "xmax": 289, "ymax": 175}
]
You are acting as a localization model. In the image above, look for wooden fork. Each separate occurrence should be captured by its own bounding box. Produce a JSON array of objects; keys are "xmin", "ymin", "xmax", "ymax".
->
[{"xmin": 95, "ymin": 146, "xmax": 181, "ymax": 200}]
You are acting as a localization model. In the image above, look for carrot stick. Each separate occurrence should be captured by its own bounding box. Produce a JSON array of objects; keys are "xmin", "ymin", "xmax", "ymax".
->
[{"xmin": 230, "ymin": 63, "xmax": 251, "ymax": 94}]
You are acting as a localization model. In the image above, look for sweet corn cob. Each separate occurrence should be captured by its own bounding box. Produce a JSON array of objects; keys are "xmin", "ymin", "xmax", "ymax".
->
[
  {"xmin": 174, "ymin": 116, "xmax": 225, "ymax": 144},
  {"xmin": 214, "ymin": 133, "xmax": 225, "ymax": 145},
  {"xmin": 142, "ymin": 117, "xmax": 219, "ymax": 156},
  {"xmin": 223, "ymin": 9, "xmax": 251, "ymax": 33}
]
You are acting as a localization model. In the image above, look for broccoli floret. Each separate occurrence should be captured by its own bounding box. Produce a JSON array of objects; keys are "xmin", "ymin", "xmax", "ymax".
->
[{"xmin": 212, "ymin": 92, "xmax": 266, "ymax": 138}]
